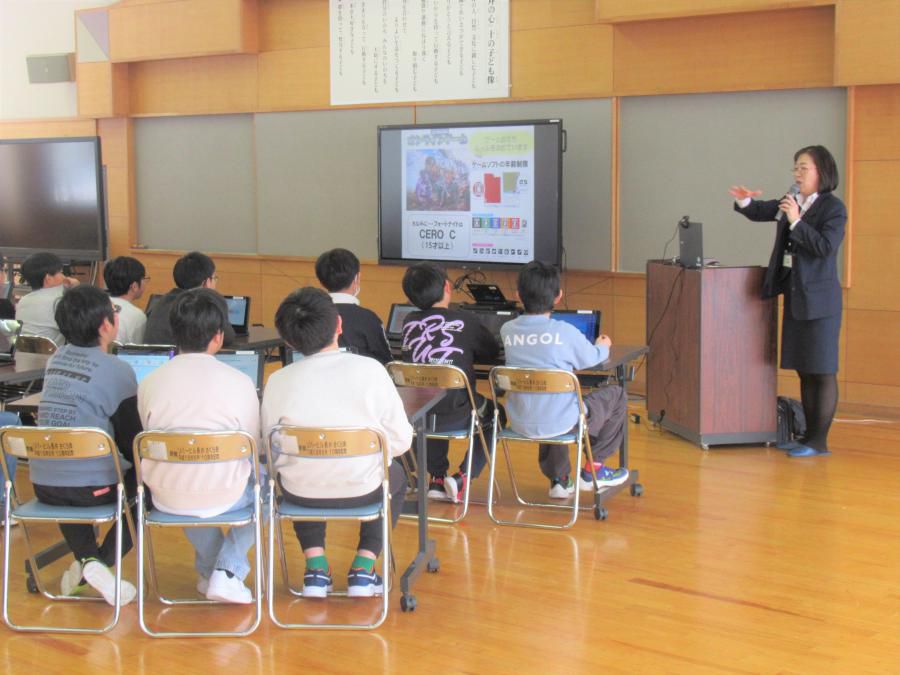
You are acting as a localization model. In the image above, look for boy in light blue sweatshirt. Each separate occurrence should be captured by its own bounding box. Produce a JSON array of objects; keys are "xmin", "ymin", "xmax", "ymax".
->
[{"xmin": 500, "ymin": 261, "xmax": 629, "ymax": 499}]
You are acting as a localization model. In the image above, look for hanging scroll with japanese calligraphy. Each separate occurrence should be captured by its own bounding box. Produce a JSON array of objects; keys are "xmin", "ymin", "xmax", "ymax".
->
[{"xmin": 330, "ymin": 0, "xmax": 510, "ymax": 106}]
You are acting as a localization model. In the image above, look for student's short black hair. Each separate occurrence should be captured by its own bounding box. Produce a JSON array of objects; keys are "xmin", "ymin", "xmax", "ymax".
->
[
  {"xmin": 517, "ymin": 261, "xmax": 561, "ymax": 314},
  {"xmin": 21, "ymin": 252, "xmax": 63, "ymax": 289},
  {"xmin": 103, "ymin": 256, "xmax": 146, "ymax": 297},
  {"xmin": 315, "ymin": 248, "xmax": 360, "ymax": 293},
  {"xmin": 169, "ymin": 288, "xmax": 227, "ymax": 353},
  {"xmin": 401, "ymin": 262, "xmax": 447, "ymax": 310},
  {"xmin": 275, "ymin": 287, "xmax": 338, "ymax": 356},
  {"xmin": 173, "ymin": 251, "xmax": 216, "ymax": 290},
  {"xmin": 54, "ymin": 285, "xmax": 114, "ymax": 348},
  {"xmin": 795, "ymin": 145, "xmax": 839, "ymax": 193}
]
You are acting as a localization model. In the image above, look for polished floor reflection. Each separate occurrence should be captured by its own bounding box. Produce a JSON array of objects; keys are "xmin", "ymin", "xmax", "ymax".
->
[{"xmin": 1, "ymin": 405, "xmax": 898, "ymax": 673}]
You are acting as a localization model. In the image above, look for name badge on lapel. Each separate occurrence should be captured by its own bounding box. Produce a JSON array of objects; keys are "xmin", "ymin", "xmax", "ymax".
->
[{"xmin": 783, "ymin": 252, "xmax": 793, "ymax": 268}]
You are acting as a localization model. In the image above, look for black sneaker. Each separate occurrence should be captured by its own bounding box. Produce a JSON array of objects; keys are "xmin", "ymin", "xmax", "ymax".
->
[
  {"xmin": 347, "ymin": 568, "xmax": 384, "ymax": 598},
  {"xmin": 427, "ymin": 476, "xmax": 449, "ymax": 500}
]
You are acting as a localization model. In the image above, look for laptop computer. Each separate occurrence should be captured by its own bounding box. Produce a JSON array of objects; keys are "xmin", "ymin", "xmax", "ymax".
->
[
  {"xmin": 678, "ymin": 219, "xmax": 704, "ymax": 269},
  {"xmin": 550, "ymin": 309, "xmax": 602, "ymax": 343},
  {"xmin": 215, "ymin": 350, "xmax": 264, "ymax": 393},
  {"xmin": 223, "ymin": 296, "xmax": 251, "ymax": 336},
  {"xmin": 459, "ymin": 306, "xmax": 520, "ymax": 348},
  {"xmin": 386, "ymin": 303, "xmax": 418, "ymax": 340},
  {"xmin": 115, "ymin": 345, "xmax": 176, "ymax": 384},
  {"xmin": 0, "ymin": 319, "xmax": 20, "ymax": 363},
  {"xmin": 467, "ymin": 283, "xmax": 517, "ymax": 310}
]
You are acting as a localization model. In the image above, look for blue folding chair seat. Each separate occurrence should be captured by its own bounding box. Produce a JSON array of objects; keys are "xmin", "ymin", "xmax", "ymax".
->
[{"xmin": 12, "ymin": 499, "xmax": 118, "ymax": 522}]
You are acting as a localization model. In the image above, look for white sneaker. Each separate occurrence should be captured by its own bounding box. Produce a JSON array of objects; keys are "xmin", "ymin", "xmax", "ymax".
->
[
  {"xmin": 82, "ymin": 559, "xmax": 137, "ymax": 606},
  {"xmin": 206, "ymin": 569, "xmax": 252, "ymax": 604},
  {"xmin": 196, "ymin": 575, "xmax": 209, "ymax": 595},
  {"xmin": 548, "ymin": 477, "xmax": 575, "ymax": 499},
  {"xmin": 60, "ymin": 559, "xmax": 87, "ymax": 596}
]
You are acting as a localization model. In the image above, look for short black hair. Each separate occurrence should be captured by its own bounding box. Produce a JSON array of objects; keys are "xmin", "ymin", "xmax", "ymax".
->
[
  {"xmin": 275, "ymin": 287, "xmax": 338, "ymax": 356},
  {"xmin": 169, "ymin": 288, "xmax": 227, "ymax": 353},
  {"xmin": 103, "ymin": 256, "xmax": 146, "ymax": 297},
  {"xmin": 54, "ymin": 285, "xmax": 115, "ymax": 348},
  {"xmin": 401, "ymin": 262, "xmax": 447, "ymax": 310},
  {"xmin": 173, "ymin": 251, "xmax": 216, "ymax": 290},
  {"xmin": 21, "ymin": 252, "xmax": 63, "ymax": 289},
  {"xmin": 795, "ymin": 145, "xmax": 839, "ymax": 193},
  {"xmin": 517, "ymin": 261, "xmax": 560, "ymax": 314},
  {"xmin": 315, "ymin": 248, "xmax": 360, "ymax": 293}
]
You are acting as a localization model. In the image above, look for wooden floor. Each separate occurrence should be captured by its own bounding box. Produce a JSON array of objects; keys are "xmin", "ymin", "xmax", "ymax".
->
[{"xmin": 1, "ymin": 404, "xmax": 898, "ymax": 674}]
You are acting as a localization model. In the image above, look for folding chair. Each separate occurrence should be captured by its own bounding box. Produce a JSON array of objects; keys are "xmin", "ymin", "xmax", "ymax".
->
[
  {"xmin": 0, "ymin": 426, "xmax": 134, "ymax": 633},
  {"xmin": 265, "ymin": 425, "xmax": 390, "ymax": 630},
  {"xmin": 132, "ymin": 430, "xmax": 263, "ymax": 638},
  {"xmin": 487, "ymin": 366, "xmax": 605, "ymax": 530},
  {"xmin": 13, "ymin": 334, "xmax": 58, "ymax": 355},
  {"xmin": 386, "ymin": 361, "xmax": 497, "ymax": 524}
]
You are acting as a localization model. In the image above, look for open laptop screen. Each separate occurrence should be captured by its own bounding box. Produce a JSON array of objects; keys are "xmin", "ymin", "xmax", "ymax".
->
[
  {"xmin": 116, "ymin": 348, "xmax": 175, "ymax": 384},
  {"xmin": 223, "ymin": 296, "xmax": 251, "ymax": 336},
  {"xmin": 386, "ymin": 303, "xmax": 418, "ymax": 337},
  {"xmin": 550, "ymin": 310, "xmax": 601, "ymax": 343},
  {"xmin": 214, "ymin": 351, "xmax": 263, "ymax": 390}
]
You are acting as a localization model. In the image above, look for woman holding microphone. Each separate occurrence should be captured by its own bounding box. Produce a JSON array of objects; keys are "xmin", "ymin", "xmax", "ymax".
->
[{"xmin": 730, "ymin": 145, "xmax": 846, "ymax": 457}]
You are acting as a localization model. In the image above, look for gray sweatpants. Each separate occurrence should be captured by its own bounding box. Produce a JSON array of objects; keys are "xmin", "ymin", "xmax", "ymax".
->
[{"xmin": 537, "ymin": 386, "xmax": 627, "ymax": 480}]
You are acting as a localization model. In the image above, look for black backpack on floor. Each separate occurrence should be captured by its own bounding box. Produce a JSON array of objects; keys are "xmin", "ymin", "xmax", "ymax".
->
[{"xmin": 777, "ymin": 396, "xmax": 806, "ymax": 445}]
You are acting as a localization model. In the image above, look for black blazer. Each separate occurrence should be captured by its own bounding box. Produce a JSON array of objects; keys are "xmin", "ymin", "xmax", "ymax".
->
[{"xmin": 735, "ymin": 192, "xmax": 846, "ymax": 320}]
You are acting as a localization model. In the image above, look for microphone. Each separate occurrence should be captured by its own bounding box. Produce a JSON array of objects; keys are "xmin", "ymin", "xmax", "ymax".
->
[{"xmin": 776, "ymin": 184, "xmax": 801, "ymax": 222}]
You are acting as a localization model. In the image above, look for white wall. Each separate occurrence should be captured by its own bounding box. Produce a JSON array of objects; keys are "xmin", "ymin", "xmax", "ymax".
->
[{"xmin": 0, "ymin": 0, "xmax": 117, "ymax": 121}]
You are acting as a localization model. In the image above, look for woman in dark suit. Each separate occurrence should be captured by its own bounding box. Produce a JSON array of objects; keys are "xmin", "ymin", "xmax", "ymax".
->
[{"xmin": 730, "ymin": 145, "xmax": 846, "ymax": 457}]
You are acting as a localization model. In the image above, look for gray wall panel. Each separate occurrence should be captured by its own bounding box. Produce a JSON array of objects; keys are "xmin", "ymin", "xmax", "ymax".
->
[
  {"xmin": 619, "ymin": 89, "xmax": 846, "ymax": 272},
  {"xmin": 255, "ymin": 107, "xmax": 415, "ymax": 258},
  {"xmin": 134, "ymin": 115, "xmax": 257, "ymax": 253},
  {"xmin": 417, "ymin": 99, "xmax": 613, "ymax": 271}
]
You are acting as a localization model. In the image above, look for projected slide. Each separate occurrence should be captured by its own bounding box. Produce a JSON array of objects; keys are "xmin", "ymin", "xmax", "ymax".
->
[{"xmin": 400, "ymin": 126, "xmax": 535, "ymax": 264}]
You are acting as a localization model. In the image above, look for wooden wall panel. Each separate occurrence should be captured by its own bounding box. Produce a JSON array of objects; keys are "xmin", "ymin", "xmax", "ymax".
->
[
  {"xmin": 847, "ymin": 237, "xmax": 900, "ymax": 312},
  {"xmin": 850, "ymin": 161, "xmax": 900, "ymax": 238},
  {"xmin": 257, "ymin": 48, "xmax": 329, "ymax": 111},
  {"xmin": 835, "ymin": 0, "xmax": 900, "ymax": 86},
  {"xmin": 98, "ymin": 117, "xmax": 134, "ymax": 256},
  {"xmin": 258, "ymin": 0, "xmax": 328, "ymax": 51},
  {"xmin": 77, "ymin": 62, "xmax": 130, "ymax": 118},
  {"xmin": 109, "ymin": 0, "xmax": 257, "ymax": 62},
  {"xmin": 613, "ymin": 8, "xmax": 835, "ymax": 95},
  {"xmin": 511, "ymin": 25, "xmax": 613, "ymax": 99},
  {"xmin": 0, "ymin": 120, "xmax": 96, "ymax": 139},
  {"xmin": 845, "ymin": 309, "xmax": 900, "ymax": 387},
  {"xmin": 129, "ymin": 54, "xmax": 258, "ymax": 115},
  {"xmin": 852, "ymin": 86, "xmax": 900, "ymax": 161},
  {"xmin": 511, "ymin": 0, "xmax": 597, "ymax": 30},
  {"xmin": 596, "ymin": 0, "xmax": 833, "ymax": 23}
]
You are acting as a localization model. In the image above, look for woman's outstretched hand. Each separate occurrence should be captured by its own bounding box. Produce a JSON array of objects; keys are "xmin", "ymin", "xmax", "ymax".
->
[{"xmin": 728, "ymin": 185, "xmax": 762, "ymax": 201}]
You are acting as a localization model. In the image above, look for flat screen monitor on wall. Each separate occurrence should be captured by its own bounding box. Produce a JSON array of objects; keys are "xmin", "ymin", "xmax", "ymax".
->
[
  {"xmin": 378, "ymin": 119, "xmax": 564, "ymax": 269},
  {"xmin": 0, "ymin": 137, "xmax": 107, "ymax": 261}
]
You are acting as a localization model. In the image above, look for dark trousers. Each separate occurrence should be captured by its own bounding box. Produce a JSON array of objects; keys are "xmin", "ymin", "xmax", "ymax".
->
[
  {"xmin": 282, "ymin": 461, "xmax": 405, "ymax": 558},
  {"xmin": 32, "ymin": 471, "xmax": 137, "ymax": 567},
  {"xmin": 538, "ymin": 386, "xmax": 628, "ymax": 480},
  {"xmin": 426, "ymin": 397, "xmax": 500, "ymax": 479}
]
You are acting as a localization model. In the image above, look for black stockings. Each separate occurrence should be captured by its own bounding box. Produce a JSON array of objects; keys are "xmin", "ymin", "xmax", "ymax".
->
[{"xmin": 798, "ymin": 372, "xmax": 838, "ymax": 451}]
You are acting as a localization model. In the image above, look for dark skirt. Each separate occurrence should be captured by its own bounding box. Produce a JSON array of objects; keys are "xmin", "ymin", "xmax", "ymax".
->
[{"xmin": 781, "ymin": 290, "xmax": 841, "ymax": 374}]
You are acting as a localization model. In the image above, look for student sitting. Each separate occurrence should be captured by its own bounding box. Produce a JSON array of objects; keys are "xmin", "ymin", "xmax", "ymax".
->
[
  {"xmin": 262, "ymin": 288, "xmax": 412, "ymax": 598},
  {"xmin": 314, "ymin": 248, "xmax": 393, "ymax": 364},
  {"xmin": 33, "ymin": 285, "xmax": 141, "ymax": 605},
  {"xmin": 104, "ymin": 256, "xmax": 149, "ymax": 345},
  {"xmin": 15, "ymin": 252, "xmax": 80, "ymax": 345},
  {"xmin": 500, "ymin": 262, "xmax": 629, "ymax": 499},
  {"xmin": 144, "ymin": 251, "xmax": 235, "ymax": 347},
  {"xmin": 400, "ymin": 262, "xmax": 500, "ymax": 502},
  {"xmin": 138, "ymin": 289, "xmax": 260, "ymax": 604}
]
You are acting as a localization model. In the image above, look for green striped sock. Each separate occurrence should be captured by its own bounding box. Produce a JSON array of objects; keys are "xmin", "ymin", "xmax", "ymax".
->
[
  {"xmin": 306, "ymin": 554, "xmax": 328, "ymax": 571},
  {"xmin": 351, "ymin": 555, "xmax": 375, "ymax": 572}
]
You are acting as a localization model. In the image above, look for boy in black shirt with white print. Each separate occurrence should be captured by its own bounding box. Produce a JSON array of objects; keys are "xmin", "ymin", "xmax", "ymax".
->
[{"xmin": 400, "ymin": 262, "xmax": 499, "ymax": 502}]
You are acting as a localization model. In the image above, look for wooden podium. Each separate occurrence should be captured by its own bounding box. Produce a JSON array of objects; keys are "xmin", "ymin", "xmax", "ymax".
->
[{"xmin": 646, "ymin": 261, "xmax": 777, "ymax": 448}]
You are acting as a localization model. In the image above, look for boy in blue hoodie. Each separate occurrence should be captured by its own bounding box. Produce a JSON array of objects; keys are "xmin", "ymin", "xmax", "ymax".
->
[{"xmin": 500, "ymin": 262, "xmax": 628, "ymax": 499}]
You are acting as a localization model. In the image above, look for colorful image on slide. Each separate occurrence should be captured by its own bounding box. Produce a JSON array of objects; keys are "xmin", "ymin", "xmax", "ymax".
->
[{"xmin": 406, "ymin": 149, "xmax": 470, "ymax": 211}]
